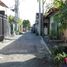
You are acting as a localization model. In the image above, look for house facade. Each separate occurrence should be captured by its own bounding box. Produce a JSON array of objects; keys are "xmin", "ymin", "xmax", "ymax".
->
[
  {"xmin": 43, "ymin": 15, "xmax": 50, "ymax": 36},
  {"xmin": 41, "ymin": 7, "xmax": 59, "ymax": 39},
  {"xmin": 34, "ymin": 13, "xmax": 43, "ymax": 35},
  {"xmin": 0, "ymin": 0, "xmax": 15, "ymax": 41}
]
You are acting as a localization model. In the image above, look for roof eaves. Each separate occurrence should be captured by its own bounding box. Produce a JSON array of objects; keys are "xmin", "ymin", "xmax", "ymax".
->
[
  {"xmin": 0, "ymin": 0, "xmax": 8, "ymax": 8},
  {"xmin": 45, "ymin": 7, "xmax": 59, "ymax": 17}
]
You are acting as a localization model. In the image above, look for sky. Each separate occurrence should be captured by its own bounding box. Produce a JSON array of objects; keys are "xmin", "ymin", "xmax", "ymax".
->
[
  {"xmin": 1, "ymin": 0, "xmax": 53, "ymax": 26},
  {"xmin": 19, "ymin": 0, "xmax": 39, "ymax": 26},
  {"xmin": 2, "ymin": 0, "xmax": 39, "ymax": 26}
]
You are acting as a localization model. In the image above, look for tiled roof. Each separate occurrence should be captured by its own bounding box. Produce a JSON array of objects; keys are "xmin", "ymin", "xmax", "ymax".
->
[
  {"xmin": 48, "ymin": 8, "xmax": 59, "ymax": 14},
  {"xmin": 45, "ymin": 7, "xmax": 59, "ymax": 17},
  {"xmin": 0, "ymin": 0, "xmax": 8, "ymax": 7}
]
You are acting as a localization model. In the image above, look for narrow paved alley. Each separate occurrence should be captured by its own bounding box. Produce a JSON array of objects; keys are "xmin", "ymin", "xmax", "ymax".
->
[
  {"xmin": 0, "ymin": 32, "xmax": 43, "ymax": 54},
  {"xmin": 0, "ymin": 32, "xmax": 53, "ymax": 67}
]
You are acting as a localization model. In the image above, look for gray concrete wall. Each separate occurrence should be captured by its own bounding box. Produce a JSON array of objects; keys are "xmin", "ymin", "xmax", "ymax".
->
[{"xmin": 4, "ymin": 17, "xmax": 11, "ymax": 37}]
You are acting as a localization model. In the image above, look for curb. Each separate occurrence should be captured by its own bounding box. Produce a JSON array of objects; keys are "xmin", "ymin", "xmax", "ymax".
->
[{"xmin": 40, "ymin": 36, "xmax": 52, "ymax": 55}]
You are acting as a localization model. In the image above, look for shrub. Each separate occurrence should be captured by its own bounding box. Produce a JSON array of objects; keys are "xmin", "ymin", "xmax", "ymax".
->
[{"xmin": 53, "ymin": 46, "xmax": 67, "ymax": 65}]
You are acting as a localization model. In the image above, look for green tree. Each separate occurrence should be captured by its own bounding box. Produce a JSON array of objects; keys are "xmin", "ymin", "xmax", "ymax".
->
[
  {"xmin": 53, "ymin": 0, "xmax": 64, "ymax": 8},
  {"xmin": 17, "ymin": 18, "xmax": 23, "ymax": 25},
  {"xmin": 8, "ymin": 15, "xmax": 14, "ymax": 24},
  {"xmin": 23, "ymin": 20, "xmax": 31, "ymax": 30},
  {"xmin": 17, "ymin": 18, "xmax": 23, "ymax": 33},
  {"xmin": 53, "ymin": 0, "xmax": 67, "ymax": 40},
  {"xmin": 8, "ymin": 15, "xmax": 15, "ymax": 35},
  {"xmin": 26, "ymin": 20, "xmax": 31, "ymax": 30}
]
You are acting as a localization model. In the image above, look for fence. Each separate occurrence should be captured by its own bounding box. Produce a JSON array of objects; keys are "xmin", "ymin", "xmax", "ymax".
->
[
  {"xmin": 0, "ymin": 14, "xmax": 4, "ymax": 41},
  {"xmin": 0, "ymin": 14, "xmax": 10, "ymax": 41}
]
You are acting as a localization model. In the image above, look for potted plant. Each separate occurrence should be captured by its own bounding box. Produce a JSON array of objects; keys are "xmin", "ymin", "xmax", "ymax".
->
[{"xmin": 53, "ymin": 46, "xmax": 67, "ymax": 67}]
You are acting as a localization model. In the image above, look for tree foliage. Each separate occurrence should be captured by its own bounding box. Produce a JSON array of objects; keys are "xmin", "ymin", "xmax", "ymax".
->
[
  {"xmin": 49, "ymin": 0, "xmax": 67, "ymax": 39},
  {"xmin": 52, "ymin": 0, "xmax": 67, "ymax": 39},
  {"xmin": 17, "ymin": 18, "xmax": 23, "ymax": 25},
  {"xmin": 8, "ymin": 15, "xmax": 14, "ymax": 24},
  {"xmin": 23, "ymin": 20, "xmax": 31, "ymax": 30},
  {"xmin": 53, "ymin": 0, "xmax": 64, "ymax": 9},
  {"xmin": 53, "ymin": 0, "xmax": 67, "ymax": 27}
]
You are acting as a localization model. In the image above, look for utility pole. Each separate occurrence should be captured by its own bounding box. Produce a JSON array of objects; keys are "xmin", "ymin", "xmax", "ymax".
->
[
  {"xmin": 41, "ymin": 0, "xmax": 46, "ymax": 36},
  {"xmin": 15, "ymin": 0, "xmax": 19, "ymax": 34},
  {"xmin": 39, "ymin": 0, "xmax": 41, "ymax": 35},
  {"xmin": 38, "ymin": 0, "xmax": 46, "ymax": 36},
  {"xmin": 42, "ymin": 0, "xmax": 46, "ymax": 14},
  {"xmin": 15, "ymin": 0, "xmax": 19, "ymax": 20}
]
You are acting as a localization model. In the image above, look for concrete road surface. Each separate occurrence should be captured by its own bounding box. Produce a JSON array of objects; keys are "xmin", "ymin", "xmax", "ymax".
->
[
  {"xmin": 0, "ymin": 32, "xmax": 43, "ymax": 54},
  {"xmin": 0, "ymin": 32, "xmax": 53, "ymax": 67}
]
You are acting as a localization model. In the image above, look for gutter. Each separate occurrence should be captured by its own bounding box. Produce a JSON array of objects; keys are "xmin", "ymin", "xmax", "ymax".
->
[{"xmin": 40, "ymin": 36, "xmax": 52, "ymax": 55}]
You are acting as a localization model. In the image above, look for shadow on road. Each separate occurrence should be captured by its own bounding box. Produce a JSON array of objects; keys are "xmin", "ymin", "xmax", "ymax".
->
[
  {"xmin": 0, "ymin": 57, "xmax": 51, "ymax": 67},
  {"xmin": 0, "ymin": 32, "xmax": 54, "ymax": 67}
]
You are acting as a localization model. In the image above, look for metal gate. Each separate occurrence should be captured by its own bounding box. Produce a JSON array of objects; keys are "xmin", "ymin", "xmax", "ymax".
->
[{"xmin": 0, "ymin": 14, "xmax": 4, "ymax": 41}]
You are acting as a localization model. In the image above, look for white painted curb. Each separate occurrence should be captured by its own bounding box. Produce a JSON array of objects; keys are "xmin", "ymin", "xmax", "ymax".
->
[{"xmin": 40, "ymin": 36, "xmax": 52, "ymax": 55}]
